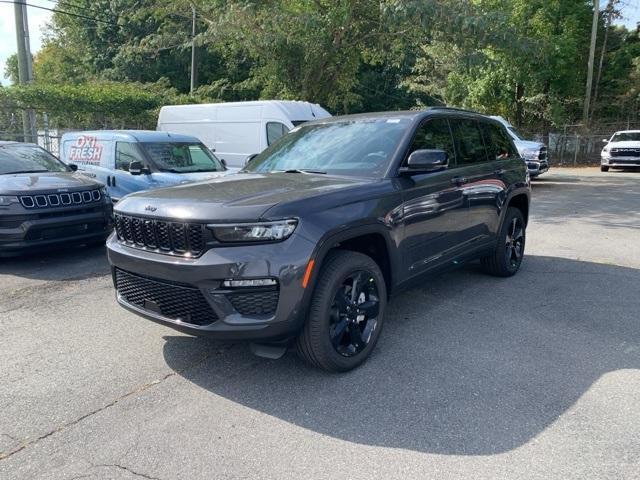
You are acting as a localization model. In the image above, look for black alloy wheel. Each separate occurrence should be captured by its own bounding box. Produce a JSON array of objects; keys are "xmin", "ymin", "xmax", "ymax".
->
[
  {"xmin": 296, "ymin": 250, "xmax": 387, "ymax": 372},
  {"xmin": 505, "ymin": 217, "xmax": 525, "ymax": 269},
  {"xmin": 329, "ymin": 270, "xmax": 381, "ymax": 357},
  {"xmin": 480, "ymin": 206, "xmax": 526, "ymax": 277}
]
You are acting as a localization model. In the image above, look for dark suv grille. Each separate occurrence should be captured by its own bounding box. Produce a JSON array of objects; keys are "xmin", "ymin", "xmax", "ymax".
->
[
  {"xmin": 20, "ymin": 189, "xmax": 101, "ymax": 209},
  {"xmin": 227, "ymin": 289, "xmax": 279, "ymax": 316},
  {"xmin": 115, "ymin": 269, "xmax": 217, "ymax": 326},
  {"xmin": 114, "ymin": 214, "xmax": 206, "ymax": 256},
  {"xmin": 610, "ymin": 148, "xmax": 640, "ymax": 158}
]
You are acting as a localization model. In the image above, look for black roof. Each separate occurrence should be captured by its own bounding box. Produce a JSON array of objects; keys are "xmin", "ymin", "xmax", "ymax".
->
[{"xmin": 305, "ymin": 107, "xmax": 490, "ymax": 126}]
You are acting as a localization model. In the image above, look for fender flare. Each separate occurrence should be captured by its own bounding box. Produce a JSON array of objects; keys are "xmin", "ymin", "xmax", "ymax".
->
[{"xmin": 297, "ymin": 222, "xmax": 399, "ymax": 318}]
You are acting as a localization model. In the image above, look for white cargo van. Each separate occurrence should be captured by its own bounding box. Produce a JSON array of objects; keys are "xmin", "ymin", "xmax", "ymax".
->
[{"xmin": 156, "ymin": 100, "xmax": 331, "ymax": 167}]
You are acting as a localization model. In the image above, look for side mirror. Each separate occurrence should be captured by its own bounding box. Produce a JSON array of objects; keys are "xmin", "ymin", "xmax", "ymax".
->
[
  {"xmin": 68, "ymin": 163, "xmax": 78, "ymax": 172},
  {"xmin": 220, "ymin": 158, "xmax": 227, "ymax": 167},
  {"xmin": 400, "ymin": 149, "xmax": 448, "ymax": 174},
  {"xmin": 245, "ymin": 153, "xmax": 259, "ymax": 165},
  {"xmin": 129, "ymin": 161, "xmax": 150, "ymax": 175},
  {"xmin": 602, "ymin": 139, "xmax": 609, "ymax": 144}
]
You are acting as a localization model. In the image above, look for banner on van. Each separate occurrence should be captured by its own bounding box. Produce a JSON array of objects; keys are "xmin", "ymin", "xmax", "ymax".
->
[{"xmin": 68, "ymin": 135, "xmax": 103, "ymax": 165}]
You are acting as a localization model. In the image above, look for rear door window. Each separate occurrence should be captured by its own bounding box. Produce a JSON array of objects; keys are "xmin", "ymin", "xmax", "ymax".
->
[
  {"xmin": 266, "ymin": 122, "xmax": 290, "ymax": 146},
  {"xmin": 450, "ymin": 118, "xmax": 489, "ymax": 166}
]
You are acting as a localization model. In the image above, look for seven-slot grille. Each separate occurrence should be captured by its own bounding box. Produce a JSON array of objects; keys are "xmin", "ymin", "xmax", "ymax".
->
[
  {"xmin": 19, "ymin": 189, "xmax": 101, "ymax": 209},
  {"xmin": 115, "ymin": 269, "xmax": 217, "ymax": 326},
  {"xmin": 114, "ymin": 213, "xmax": 206, "ymax": 256},
  {"xmin": 610, "ymin": 148, "xmax": 640, "ymax": 158}
]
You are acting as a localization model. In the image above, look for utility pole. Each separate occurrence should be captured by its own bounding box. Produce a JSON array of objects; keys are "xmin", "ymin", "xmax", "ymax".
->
[
  {"xmin": 583, "ymin": 0, "xmax": 599, "ymax": 127},
  {"xmin": 14, "ymin": 0, "xmax": 37, "ymax": 143},
  {"xmin": 190, "ymin": 4, "xmax": 198, "ymax": 94}
]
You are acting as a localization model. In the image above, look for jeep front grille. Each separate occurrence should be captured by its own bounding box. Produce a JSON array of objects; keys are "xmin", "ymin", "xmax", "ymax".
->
[
  {"xmin": 114, "ymin": 213, "xmax": 206, "ymax": 257},
  {"xmin": 19, "ymin": 189, "xmax": 101, "ymax": 209}
]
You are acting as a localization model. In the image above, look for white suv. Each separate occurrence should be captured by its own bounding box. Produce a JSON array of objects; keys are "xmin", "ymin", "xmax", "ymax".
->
[
  {"xmin": 490, "ymin": 116, "xmax": 549, "ymax": 177},
  {"xmin": 601, "ymin": 130, "xmax": 640, "ymax": 172}
]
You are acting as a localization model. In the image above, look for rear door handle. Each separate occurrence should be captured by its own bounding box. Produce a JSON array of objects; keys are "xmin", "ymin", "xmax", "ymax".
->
[{"xmin": 450, "ymin": 176, "xmax": 467, "ymax": 185}]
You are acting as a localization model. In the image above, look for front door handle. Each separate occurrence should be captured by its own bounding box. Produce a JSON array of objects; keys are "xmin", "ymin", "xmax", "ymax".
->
[
  {"xmin": 450, "ymin": 176, "xmax": 467, "ymax": 185},
  {"xmin": 494, "ymin": 168, "xmax": 507, "ymax": 176}
]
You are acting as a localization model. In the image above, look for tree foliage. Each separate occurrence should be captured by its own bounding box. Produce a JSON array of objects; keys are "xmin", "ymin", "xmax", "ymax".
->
[{"xmin": 3, "ymin": 0, "xmax": 639, "ymax": 130}]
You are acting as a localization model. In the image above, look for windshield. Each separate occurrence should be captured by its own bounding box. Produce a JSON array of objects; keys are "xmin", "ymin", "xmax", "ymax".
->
[
  {"xmin": 0, "ymin": 144, "xmax": 68, "ymax": 174},
  {"xmin": 507, "ymin": 126, "xmax": 524, "ymax": 140},
  {"xmin": 141, "ymin": 142, "xmax": 225, "ymax": 173},
  {"xmin": 611, "ymin": 132, "xmax": 640, "ymax": 142},
  {"xmin": 243, "ymin": 119, "xmax": 410, "ymax": 177}
]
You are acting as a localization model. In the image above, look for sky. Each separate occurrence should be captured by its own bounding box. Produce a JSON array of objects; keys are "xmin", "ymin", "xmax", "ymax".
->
[{"xmin": 0, "ymin": 0, "xmax": 639, "ymax": 86}]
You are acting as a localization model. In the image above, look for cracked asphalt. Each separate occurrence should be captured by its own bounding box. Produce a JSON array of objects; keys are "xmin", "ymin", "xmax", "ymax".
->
[{"xmin": 1, "ymin": 168, "xmax": 639, "ymax": 480}]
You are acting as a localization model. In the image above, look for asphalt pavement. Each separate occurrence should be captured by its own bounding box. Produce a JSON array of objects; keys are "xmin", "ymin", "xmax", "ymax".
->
[{"xmin": 1, "ymin": 167, "xmax": 639, "ymax": 479}]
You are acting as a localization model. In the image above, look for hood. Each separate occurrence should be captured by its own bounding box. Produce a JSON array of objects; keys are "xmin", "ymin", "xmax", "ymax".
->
[
  {"xmin": 151, "ymin": 170, "xmax": 232, "ymax": 186},
  {"xmin": 513, "ymin": 139, "xmax": 544, "ymax": 151},
  {"xmin": 114, "ymin": 172, "xmax": 367, "ymax": 222},
  {"xmin": 608, "ymin": 141, "xmax": 640, "ymax": 148},
  {"xmin": 0, "ymin": 171, "xmax": 101, "ymax": 194}
]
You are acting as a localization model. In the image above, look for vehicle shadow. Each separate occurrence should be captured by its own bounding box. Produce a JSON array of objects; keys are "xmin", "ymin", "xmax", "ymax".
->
[
  {"xmin": 0, "ymin": 244, "xmax": 110, "ymax": 281},
  {"xmin": 162, "ymin": 255, "xmax": 640, "ymax": 456}
]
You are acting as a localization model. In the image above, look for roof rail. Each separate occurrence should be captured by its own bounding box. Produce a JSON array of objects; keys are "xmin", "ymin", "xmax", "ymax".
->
[{"xmin": 429, "ymin": 106, "xmax": 482, "ymax": 115}]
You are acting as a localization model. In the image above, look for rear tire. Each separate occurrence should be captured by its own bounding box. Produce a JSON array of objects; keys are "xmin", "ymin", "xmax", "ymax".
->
[
  {"xmin": 296, "ymin": 250, "xmax": 386, "ymax": 372},
  {"xmin": 480, "ymin": 207, "xmax": 526, "ymax": 277},
  {"xmin": 600, "ymin": 165, "xmax": 609, "ymax": 172}
]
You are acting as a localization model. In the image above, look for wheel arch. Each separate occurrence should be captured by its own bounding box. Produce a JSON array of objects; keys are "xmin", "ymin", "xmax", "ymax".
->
[{"xmin": 304, "ymin": 224, "xmax": 399, "ymax": 302}]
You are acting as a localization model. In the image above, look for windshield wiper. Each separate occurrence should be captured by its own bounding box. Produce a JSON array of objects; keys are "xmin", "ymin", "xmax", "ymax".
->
[{"xmin": 2, "ymin": 169, "xmax": 49, "ymax": 175}]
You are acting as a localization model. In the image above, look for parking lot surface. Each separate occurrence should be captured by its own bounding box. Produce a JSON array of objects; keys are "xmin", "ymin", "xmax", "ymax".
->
[{"xmin": 1, "ymin": 168, "xmax": 639, "ymax": 480}]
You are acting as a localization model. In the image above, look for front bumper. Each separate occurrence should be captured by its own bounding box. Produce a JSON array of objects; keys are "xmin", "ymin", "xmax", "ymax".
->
[
  {"xmin": 0, "ymin": 204, "xmax": 113, "ymax": 256},
  {"xmin": 526, "ymin": 160, "xmax": 549, "ymax": 177},
  {"xmin": 107, "ymin": 233, "xmax": 316, "ymax": 341},
  {"xmin": 601, "ymin": 156, "xmax": 640, "ymax": 167}
]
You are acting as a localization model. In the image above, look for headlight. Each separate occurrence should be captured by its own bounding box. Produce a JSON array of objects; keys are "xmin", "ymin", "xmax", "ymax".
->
[
  {"xmin": 100, "ymin": 186, "xmax": 110, "ymax": 198},
  {"xmin": 0, "ymin": 195, "xmax": 19, "ymax": 206},
  {"xmin": 208, "ymin": 219, "xmax": 298, "ymax": 243}
]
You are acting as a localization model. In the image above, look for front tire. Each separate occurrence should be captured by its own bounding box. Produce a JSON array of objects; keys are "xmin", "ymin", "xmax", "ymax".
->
[
  {"xmin": 480, "ymin": 207, "xmax": 526, "ymax": 277},
  {"xmin": 296, "ymin": 250, "xmax": 386, "ymax": 372}
]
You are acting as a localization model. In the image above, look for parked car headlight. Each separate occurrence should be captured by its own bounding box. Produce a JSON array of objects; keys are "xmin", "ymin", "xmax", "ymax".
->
[
  {"xmin": 0, "ymin": 195, "xmax": 19, "ymax": 206},
  {"xmin": 208, "ymin": 219, "xmax": 298, "ymax": 243},
  {"xmin": 100, "ymin": 186, "xmax": 110, "ymax": 198}
]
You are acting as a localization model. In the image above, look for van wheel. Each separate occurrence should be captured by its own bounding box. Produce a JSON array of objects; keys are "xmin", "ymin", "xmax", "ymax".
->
[
  {"xmin": 600, "ymin": 165, "xmax": 609, "ymax": 172},
  {"xmin": 480, "ymin": 207, "xmax": 526, "ymax": 277},
  {"xmin": 296, "ymin": 250, "xmax": 386, "ymax": 372}
]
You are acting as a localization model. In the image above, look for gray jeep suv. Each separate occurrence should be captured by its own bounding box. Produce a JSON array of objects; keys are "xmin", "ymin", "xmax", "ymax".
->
[
  {"xmin": 107, "ymin": 108, "xmax": 531, "ymax": 372},
  {"xmin": 0, "ymin": 142, "xmax": 113, "ymax": 256}
]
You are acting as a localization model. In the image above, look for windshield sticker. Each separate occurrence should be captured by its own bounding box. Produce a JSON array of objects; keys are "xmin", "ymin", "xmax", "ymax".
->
[{"xmin": 69, "ymin": 135, "xmax": 103, "ymax": 165}]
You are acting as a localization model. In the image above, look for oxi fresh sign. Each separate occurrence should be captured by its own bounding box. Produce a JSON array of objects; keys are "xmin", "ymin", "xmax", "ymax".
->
[{"xmin": 68, "ymin": 135, "xmax": 103, "ymax": 165}]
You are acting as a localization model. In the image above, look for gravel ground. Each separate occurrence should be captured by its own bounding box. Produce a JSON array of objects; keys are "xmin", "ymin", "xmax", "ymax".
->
[{"xmin": 1, "ymin": 167, "xmax": 639, "ymax": 480}]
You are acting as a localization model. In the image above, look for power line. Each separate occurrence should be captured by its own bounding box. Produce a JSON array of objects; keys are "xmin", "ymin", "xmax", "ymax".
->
[{"xmin": 0, "ymin": 0, "xmax": 119, "ymax": 26}]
